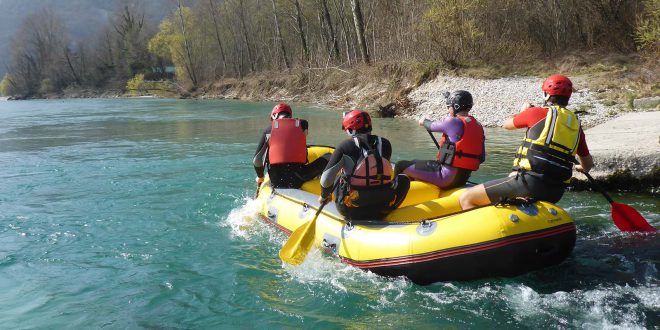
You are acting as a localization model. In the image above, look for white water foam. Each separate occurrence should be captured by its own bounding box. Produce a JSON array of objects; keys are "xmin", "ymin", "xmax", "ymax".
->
[{"xmin": 504, "ymin": 283, "xmax": 655, "ymax": 329}]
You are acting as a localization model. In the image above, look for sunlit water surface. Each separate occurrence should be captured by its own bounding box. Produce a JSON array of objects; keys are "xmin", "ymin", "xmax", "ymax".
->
[{"xmin": 0, "ymin": 99, "xmax": 657, "ymax": 328}]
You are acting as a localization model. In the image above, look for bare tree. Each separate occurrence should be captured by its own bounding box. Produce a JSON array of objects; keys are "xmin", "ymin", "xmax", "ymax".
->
[
  {"xmin": 271, "ymin": 0, "xmax": 291, "ymax": 69},
  {"xmin": 350, "ymin": 0, "xmax": 369, "ymax": 64}
]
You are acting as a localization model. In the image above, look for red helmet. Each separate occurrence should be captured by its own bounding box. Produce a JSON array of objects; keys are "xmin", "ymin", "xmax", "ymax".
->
[
  {"xmin": 542, "ymin": 74, "xmax": 573, "ymax": 97},
  {"xmin": 271, "ymin": 103, "xmax": 292, "ymax": 120},
  {"xmin": 342, "ymin": 110, "xmax": 371, "ymax": 132}
]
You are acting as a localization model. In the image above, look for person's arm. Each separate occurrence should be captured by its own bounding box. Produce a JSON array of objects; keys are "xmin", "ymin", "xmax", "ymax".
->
[
  {"xmin": 380, "ymin": 137, "xmax": 393, "ymax": 160},
  {"xmin": 508, "ymin": 106, "xmax": 547, "ymax": 130},
  {"xmin": 301, "ymin": 119, "xmax": 309, "ymax": 136},
  {"xmin": 502, "ymin": 117, "xmax": 516, "ymax": 130},
  {"xmin": 575, "ymin": 155, "xmax": 593, "ymax": 173},
  {"xmin": 319, "ymin": 147, "xmax": 345, "ymax": 199},
  {"xmin": 574, "ymin": 128, "xmax": 593, "ymax": 173},
  {"xmin": 421, "ymin": 117, "xmax": 452, "ymax": 134},
  {"xmin": 253, "ymin": 129, "xmax": 269, "ymax": 180}
]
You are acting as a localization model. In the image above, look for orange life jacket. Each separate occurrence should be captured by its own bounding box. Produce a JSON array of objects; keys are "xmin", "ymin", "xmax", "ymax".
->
[
  {"xmin": 268, "ymin": 118, "xmax": 307, "ymax": 165},
  {"xmin": 349, "ymin": 136, "xmax": 393, "ymax": 187},
  {"xmin": 436, "ymin": 115, "xmax": 484, "ymax": 171}
]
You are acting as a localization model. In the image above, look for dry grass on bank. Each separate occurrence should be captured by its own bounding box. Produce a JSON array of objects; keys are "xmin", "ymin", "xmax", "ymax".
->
[{"xmin": 202, "ymin": 52, "xmax": 658, "ymax": 115}]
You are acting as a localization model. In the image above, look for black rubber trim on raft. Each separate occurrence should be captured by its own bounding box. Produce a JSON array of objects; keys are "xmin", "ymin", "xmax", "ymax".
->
[
  {"xmin": 346, "ymin": 223, "xmax": 576, "ymax": 285},
  {"xmin": 342, "ymin": 222, "xmax": 576, "ymax": 268}
]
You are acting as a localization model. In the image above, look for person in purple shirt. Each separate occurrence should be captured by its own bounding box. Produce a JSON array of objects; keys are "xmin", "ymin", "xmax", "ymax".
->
[{"xmin": 395, "ymin": 90, "xmax": 486, "ymax": 189}]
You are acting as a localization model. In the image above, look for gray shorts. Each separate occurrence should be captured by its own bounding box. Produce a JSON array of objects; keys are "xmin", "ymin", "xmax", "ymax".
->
[{"xmin": 483, "ymin": 171, "xmax": 566, "ymax": 204}]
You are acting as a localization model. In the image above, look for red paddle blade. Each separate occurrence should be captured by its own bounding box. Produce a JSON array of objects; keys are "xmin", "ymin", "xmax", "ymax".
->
[{"xmin": 611, "ymin": 202, "xmax": 657, "ymax": 233}]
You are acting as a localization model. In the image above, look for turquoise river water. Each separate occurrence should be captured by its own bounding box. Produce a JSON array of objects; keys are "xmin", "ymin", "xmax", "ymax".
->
[{"xmin": 0, "ymin": 99, "xmax": 658, "ymax": 329}]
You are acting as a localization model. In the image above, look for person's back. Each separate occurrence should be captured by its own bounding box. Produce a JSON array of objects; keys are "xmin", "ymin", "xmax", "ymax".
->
[
  {"xmin": 319, "ymin": 110, "xmax": 410, "ymax": 221},
  {"xmin": 459, "ymin": 75, "xmax": 593, "ymax": 210},
  {"xmin": 395, "ymin": 90, "xmax": 485, "ymax": 189},
  {"xmin": 253, "ymin": 103, "xmax": 330, "ymax": 189}
]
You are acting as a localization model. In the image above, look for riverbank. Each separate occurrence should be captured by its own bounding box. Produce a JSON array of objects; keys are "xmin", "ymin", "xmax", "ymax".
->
[{"xmin": 570, "ymin": 111, "xmax": 660, "ymax": 194}]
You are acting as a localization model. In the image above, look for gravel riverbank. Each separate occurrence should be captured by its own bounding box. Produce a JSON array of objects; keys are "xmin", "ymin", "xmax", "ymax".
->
[{"xmin": 404, "ymin": 75, "xmax": 617, "ymax": 128}]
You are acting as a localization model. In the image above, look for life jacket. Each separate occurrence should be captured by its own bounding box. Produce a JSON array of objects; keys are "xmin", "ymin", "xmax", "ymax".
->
[
  {"xmin": 348, "ymin": 136, "xmax": 393, "ymax": 187},
  {"xmin": 512, "ymin": 106, "xmax": 580, "ymax": 180},
  {"xmin": 436, "ymin": 116, "xmax": 485, "ymax": 171},
  {"xmin": 268, "ymin": 118, "xmax": 307, "ymax": 165}
]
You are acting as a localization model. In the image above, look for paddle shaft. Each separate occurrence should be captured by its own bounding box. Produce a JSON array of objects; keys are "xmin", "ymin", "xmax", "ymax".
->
[
  {"xmin": 426, "ymin": 129, "xmax": 441, "ymax": 149},
  {"xmin": 583, "ymin": 172, "xmax": 614, "ymax": 204}
]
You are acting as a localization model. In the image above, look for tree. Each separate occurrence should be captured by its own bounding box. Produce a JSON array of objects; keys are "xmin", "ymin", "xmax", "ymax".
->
[
  {"xmin": 350, "ymin": 0, "xmax": 369, "ymax": 64},
  {"xmin": 271, "ymin": 0, "xmax": 291, "ymax": 69}
]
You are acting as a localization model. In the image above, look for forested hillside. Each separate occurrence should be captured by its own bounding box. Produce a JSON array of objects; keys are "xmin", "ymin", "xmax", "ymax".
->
[
  {"xmin": 0, "ymin": 0, "xmax": 171, "ymax": 76},
  {"xmin": 1, "ymin": 0, "xmax": 658, "ymax": 104}
]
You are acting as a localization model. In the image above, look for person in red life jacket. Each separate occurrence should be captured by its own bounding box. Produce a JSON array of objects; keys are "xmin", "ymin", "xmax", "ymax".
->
[
  {"xmin": 253, "ymin": 103, "xmax": 330, "ymax": 189},
  {"xmin": 394, "ymin": 90, "xmax": 485, "ymax": 189},
  {"xmin": 459, "ymin": 74, "xmax": 594, "ymax": 210},
  {"xmin": 319, "ymin": 110, "xmax": 411, "ymax": 221}
]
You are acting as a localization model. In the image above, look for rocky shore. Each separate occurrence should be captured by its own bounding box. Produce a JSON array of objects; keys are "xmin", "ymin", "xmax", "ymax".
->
[
  {"xmin": 570, "ymin": 112, "xmax": 659, "ymax": 194},
  {"xmin": 405, "ymin": 75, "xmax": 618, "ymax": 128}
]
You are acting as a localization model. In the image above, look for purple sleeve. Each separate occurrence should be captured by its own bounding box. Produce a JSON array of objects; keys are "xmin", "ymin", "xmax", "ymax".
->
[{"xmin": 429, "ymin": 117, "xmax": 464, "ymax": 143}]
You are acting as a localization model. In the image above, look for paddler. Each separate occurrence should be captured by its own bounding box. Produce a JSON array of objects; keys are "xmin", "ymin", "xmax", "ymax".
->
[
  {"xmin": 395, "ymin": 90, "xmax": 485, "ymax": 189},
  {"xmin": 253, "ymin": 103, "xmax": 330, "ymax": 188},
  {"xmin": 319, "ymin": 110, "xmax": 410, "ymax": 220},
  {"xmin": 459, "ymin": 74, "xmax": 593, "ymax": 210}
]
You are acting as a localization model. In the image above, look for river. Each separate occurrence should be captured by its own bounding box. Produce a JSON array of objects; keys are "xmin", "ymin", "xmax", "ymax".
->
[{"xmin": 0, "ymin": 99, "xmax": 657, "ymax": 328}]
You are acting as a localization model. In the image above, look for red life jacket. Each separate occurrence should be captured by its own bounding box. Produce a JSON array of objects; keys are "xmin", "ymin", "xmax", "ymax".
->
[
  {"xmin": 436, "ymin": 115, "xmax": 484, "ymax": 171},
  {"xmin": 268, "ymin": 118, "xmax": 307, "ymax": 165},
  {"xmin": 349, "ymin": 136, "xmax": 393, "ymax": 187}
]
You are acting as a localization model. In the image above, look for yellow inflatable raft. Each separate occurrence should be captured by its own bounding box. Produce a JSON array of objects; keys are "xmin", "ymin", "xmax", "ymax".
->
[{"xmin": 257, "ymin": 147, "xmax": 576, "ymax": 284}]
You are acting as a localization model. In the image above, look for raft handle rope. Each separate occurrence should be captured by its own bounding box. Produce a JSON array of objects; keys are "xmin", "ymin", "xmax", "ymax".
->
[{"xmin": 268, "ymin": 187, "xmax": 501, "ymax": 226}]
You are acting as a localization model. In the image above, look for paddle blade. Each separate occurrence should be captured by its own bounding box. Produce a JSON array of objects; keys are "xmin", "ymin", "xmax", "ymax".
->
[
  {"xmin": 279, "ymin": 217, "xmax": 318, "ymax": 265},
  {"xmin": 611, "ymin": 202, "xmax": 656, "ymax": 233}
]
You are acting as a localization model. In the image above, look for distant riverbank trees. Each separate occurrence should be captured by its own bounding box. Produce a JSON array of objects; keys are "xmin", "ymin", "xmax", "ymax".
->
[{"xmin": 2, "ymin": 0, "xmax": 658, "ymax": 98}]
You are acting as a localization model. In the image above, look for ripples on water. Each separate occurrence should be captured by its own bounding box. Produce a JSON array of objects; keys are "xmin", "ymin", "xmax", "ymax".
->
[{"xmin": 0, "ymin": 99, "xmax": 657, "ymax": 328}]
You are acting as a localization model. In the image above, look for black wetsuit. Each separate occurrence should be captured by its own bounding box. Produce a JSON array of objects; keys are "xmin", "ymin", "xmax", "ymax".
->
[
  {"xmin": 253, "ymin": 120, "xmax": 329, "ymax": 188},
  {"xmin": 320, "ymin": 134, "xmax": 410, "ymax": 221}
]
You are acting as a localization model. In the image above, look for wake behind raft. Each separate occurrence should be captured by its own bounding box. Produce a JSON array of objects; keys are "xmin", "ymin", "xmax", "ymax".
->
[{"xmin": 256, "ymin": 146, "xmax": 576, "ymax": 285}]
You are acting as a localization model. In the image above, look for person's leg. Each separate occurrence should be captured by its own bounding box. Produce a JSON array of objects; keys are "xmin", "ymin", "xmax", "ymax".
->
[
  {"xmin": 399, "ymin": 160, "xmax": 461, "ymax": 188},
  {"xmin": 390, "ymin": 174, "xmax": 411, "ymax": 209},
  {"xmin": 460, "ymin": 174, "xmax": 528, "ymax": 210},
  {"xmin": 459, "ymin": 184, "xmax": 491, "ymax": 210},
  {"xmin": 394, "ymin": 160, "xmax": 415, "ymax": 175},
  {"xmin": 299, "ymin": 153, "xmax": 330, "ymax": 182},
  {"xmin": 522, "ymin": 172, "xmax": 567, "ymax": 203}
]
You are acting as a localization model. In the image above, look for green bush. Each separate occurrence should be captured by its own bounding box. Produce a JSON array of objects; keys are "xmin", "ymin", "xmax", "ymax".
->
[
  {"xmin": 635, "ymin": 0, "xmax": 660, "ymax": 53},
  {"xmin": 38, "ymin": 78, "xmax": 55, "ymax": 95},
  {"xmin": 0, "ymin": 74, "xmax": 12, "ymax": 96},
  {"xmin": 126, "ymin": 73, "xmax": 175, "ymax": 96}
]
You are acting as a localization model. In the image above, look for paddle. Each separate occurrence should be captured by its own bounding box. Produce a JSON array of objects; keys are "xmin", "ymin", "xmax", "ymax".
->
[
  {"xmin": 255, "ymin": 181, "xmax": 262, "ymax": 198},
  {"xmin": 426, "ymin": 128, "xmax": 440, "ymax": 149},
  {"xmin": 583, "ymin": 172, "xmax": 656, "ymax": 233},
  {"xmin": 279, "ymin": 200, "xmax": 329, "ymax": 265}
]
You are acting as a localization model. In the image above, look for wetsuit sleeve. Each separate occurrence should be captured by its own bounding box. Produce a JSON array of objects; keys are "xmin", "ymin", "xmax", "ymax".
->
[
  {"xmin": 513, "ymin": 107, "xmax": 547, "ymax": 128},
  {"xmin": 576, "ymin": 127, "xmax": 590, "ymax": 157},
  {"xmin": 320, "ymin": 140, "xmax": 355, "ymax": 197},
  {"xmin": 426, "ymin": 117, "xmax": 452, "ymax": 133},
  {"xmin": 301, "ymin": 119, "xmax": 309, "ymax": 131},
  {"xmin": 253, "ymin": 127, "xmax": 270, "ymax": 178},
  {"xmin": 381, "ymin": 137, "xmax": 393, "ymax": 160}
]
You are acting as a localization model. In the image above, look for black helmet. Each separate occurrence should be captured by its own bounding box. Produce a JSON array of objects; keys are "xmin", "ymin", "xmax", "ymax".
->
[{"xmin": 444, "ymin": 90, "xmax": 473, "ymax": 112}]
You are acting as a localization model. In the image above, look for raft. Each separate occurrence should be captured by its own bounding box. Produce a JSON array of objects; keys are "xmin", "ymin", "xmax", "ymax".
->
[{"xmin": 257, "ymin": 146, "xmax": 576, "ymax": 285}]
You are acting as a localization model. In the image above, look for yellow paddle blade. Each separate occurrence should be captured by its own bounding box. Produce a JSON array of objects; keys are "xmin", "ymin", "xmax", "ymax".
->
[{"xmin": 279, "ymin": 216, "xmax": 318, "ymax": 265}]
